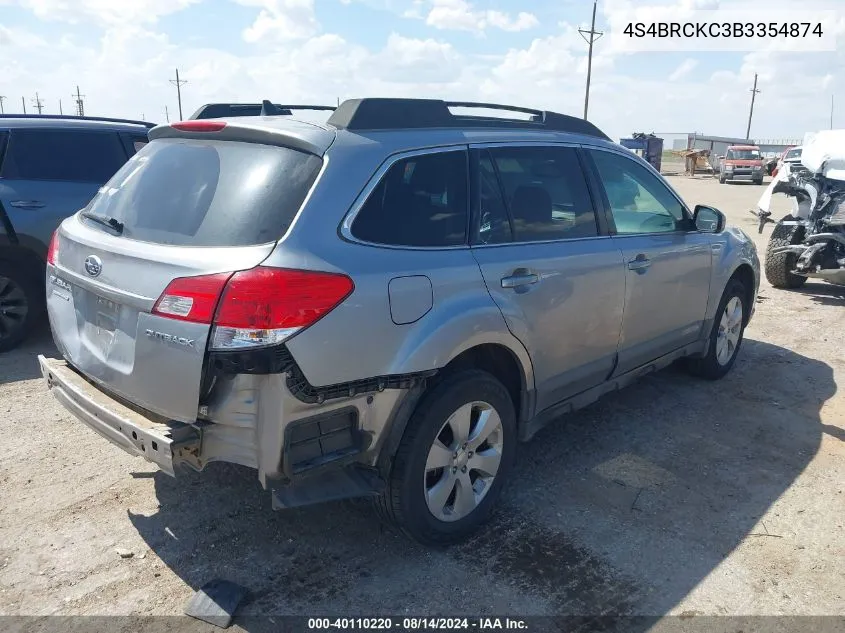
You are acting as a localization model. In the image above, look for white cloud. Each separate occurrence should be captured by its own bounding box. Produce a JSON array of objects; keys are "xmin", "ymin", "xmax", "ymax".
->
[
  {"xmin": 10, "ymin": 0, "xmax": 202, "ymax": 24},
  {"xmin": 669, "ymin": 58, "xmax": 698, "ymax": 81},
  {"xmin": 233, "ymin": 0, "xmax": 319, "ymax": 42},
  {"xmin": 423, "ymin": 0, "xmax": 538, "ymax": 33}
]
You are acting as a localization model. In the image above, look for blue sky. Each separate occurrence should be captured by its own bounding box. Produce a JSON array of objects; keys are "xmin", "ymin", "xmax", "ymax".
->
[{"xmin": 1, "ymin": 0, "xmax": 842, "ymax": 140}]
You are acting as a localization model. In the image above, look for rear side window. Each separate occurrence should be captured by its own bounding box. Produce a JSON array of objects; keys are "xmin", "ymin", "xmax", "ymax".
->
[
  {"xmin": 0, "ymin": 129, "xmax": 127, "ymax": 183},
  {"xmin": 484, "ymin": 146, "xmax": 597, "ymax": 242},
  {"xmin": 82, "ymin": 138, "xmax": 322, "ymax": 247},
  {"xmin": 351, "ymin": 150, "xmax": 468, "ymax": 247}
]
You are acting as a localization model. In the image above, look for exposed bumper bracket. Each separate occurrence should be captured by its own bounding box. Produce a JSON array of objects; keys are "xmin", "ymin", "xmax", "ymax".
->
[{"xmin": 39, "ymin": 355, "xmax": 200, "ymax": 476}]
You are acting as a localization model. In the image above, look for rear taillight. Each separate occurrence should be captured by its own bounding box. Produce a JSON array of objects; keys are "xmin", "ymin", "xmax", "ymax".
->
[
  {"xmin": 46, "ymin": 230, "xmax": 59, "ymax": 266},
  {"xmin": 152, "ymin": 273, "xmax": 232, "ymax": 323},
  {"xmin": 151, "ymin": 267, "xmax": 354, "ymax": 350}
]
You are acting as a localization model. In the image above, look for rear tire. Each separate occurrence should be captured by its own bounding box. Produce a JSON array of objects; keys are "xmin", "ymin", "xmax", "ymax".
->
[
  {"xmin": 0, "ymin": 262, "xmax": 41, "ymax": 353},
  {"xmin": 764, "ymin": 217, "xmax": 807, "ymax": 289},
  {"xmin": 687, "ymin": 279, "xmax": 747, "ymax": 380},
  {"xmin": 375, "ymin": 370, "xmax": 516, "ymax": 545},
  {"xmin": 719, "ymin": 174, "xmax": 726, "ymax": 184}
]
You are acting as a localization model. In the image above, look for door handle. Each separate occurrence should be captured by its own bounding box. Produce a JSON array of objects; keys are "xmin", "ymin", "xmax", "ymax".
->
[
  {"xmin": 627, "ymin": 255, "xmax": 651, "ymax": 272},
  {"xmin": 501, "ymin": 273, "xmax": 539, "ymax": 288},
  {"xmin": 10, "ymin": 200, "xmax": 46, "ymax": 209}
]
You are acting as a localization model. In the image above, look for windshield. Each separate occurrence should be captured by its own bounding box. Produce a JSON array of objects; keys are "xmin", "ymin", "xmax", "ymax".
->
[
  {"xmin": 785, "ymin": 148, "xmax": 802, "ymax": 160},
  {"xmin": 81, "ymin": 138, "xmax": 323, "ymax": 247},
  {"xmin": 726, "ymin": 149, "xmax": 761, "ymax": 160}
]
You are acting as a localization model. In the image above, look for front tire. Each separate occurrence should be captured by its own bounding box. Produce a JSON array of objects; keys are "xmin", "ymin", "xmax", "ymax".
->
[
  {"xmin": 0, "ymin": 263, "xmax": 40, "ymax": 353},
  {"xmin": 764, "ymin": 217, "xmax": 807, "ymax": 289},
  {"xmin": 375, "ymin": 370, "xmax": 516, "ymax": 545},
  {"xmin": 687, "ymin": 279, "xmax": 747, "ymax": 380}
]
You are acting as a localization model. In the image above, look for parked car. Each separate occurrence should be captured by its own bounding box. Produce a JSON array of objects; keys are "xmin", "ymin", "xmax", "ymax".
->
[
  {"xmin": 719, "ymin": 144, "xmax": 765, "ymax": 185},
  {"xmin": 38, "ymin": 98, "xmax": 760, "ymax": 544},
  {"xmin": 772, "ymin": 145, "xmax": 804, "ymax": 178},
  {"xmin": 0, "ymin": 114, "xmax": 154, "ymax": 351}
]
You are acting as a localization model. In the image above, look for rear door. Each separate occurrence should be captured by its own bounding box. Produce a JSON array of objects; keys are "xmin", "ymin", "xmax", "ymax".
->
[
  {"xmin": 48, "ymin": 137, "xmax": 324, "ymax": 422},
  {"xmin": 585, "ymin": 148, "xmax": 712, "ymax": 376},
  {"xmin": 469, "ymin": 144, "xmax": 626, "ymax": 412},
  {"xmin": 0, "ymin": 127, "xmax": 129, "ymax": 257}
]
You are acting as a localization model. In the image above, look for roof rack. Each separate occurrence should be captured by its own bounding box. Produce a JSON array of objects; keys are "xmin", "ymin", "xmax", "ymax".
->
[
  {"xmin": 190, "ymin": 102, "xmax": 336, "ymax": 120},
  {"xmin": 326, "ymin": 98, "xmax": 610, "ymax": 140},
  {"xmin": 0, "ymin": 113, "xmax": 155, "ymax": 128}
]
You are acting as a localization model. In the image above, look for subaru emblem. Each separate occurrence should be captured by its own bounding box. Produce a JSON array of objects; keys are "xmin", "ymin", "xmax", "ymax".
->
[{"xmin": 84, "ymin": 255, "xmax": 103, "ymax": 277}]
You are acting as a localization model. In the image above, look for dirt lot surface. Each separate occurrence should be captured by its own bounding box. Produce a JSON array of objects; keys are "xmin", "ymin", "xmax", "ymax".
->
[{"xmin": 1, "ymin": 175, "xmax": 843, "ymax": 628}]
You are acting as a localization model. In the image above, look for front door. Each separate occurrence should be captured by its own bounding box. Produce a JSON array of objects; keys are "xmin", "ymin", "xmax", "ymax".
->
[
  {"xmin": 586, "ymin": 148, "xmax": 713, "ymax": 376},
  {"xmin": 470, "ymin": 145, "xmax": 626, "ymax": 413}
]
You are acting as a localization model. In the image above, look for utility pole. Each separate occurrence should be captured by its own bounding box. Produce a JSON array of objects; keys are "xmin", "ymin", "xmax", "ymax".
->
[
  {"xmin": 59, "ymin": 99, "xmax": 63, "ymax": 115},
  {"xmin": 169, "ymin": 68, "xmax": 187, "ymax": 120},
  {"xmin": 21, "ymin": 96, "xmax": 26, "ymax": 114},
  {"xmin": 164, "ymin": 105, "xmax": 170, "ymax": 122},
  {"xmin": 32, "ymin": 93, "xmax": 45, "ymax": 114},
  {"xmin": 0, "ymin": 95, "xmax": 5, "ymax": 114},
  {"xmin": 746, "ymin": 73, "xmax": 760, "ymax": 140},
  {"xmin": 579, "ymin": 0, "xmax": 603, "ymax": 120},
  {"xmin": 73, "ymin": 85, "xmax": 85, "ymax": 116},
  {"xmin": 831, "ymin": 94, "xmax": 835, "ymax": 130}
]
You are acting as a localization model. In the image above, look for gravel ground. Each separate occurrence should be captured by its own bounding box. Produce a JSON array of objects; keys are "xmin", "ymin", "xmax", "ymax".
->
[{"xmin": 0, "ymin": 175, "xmax": 843, "ymax": 628}]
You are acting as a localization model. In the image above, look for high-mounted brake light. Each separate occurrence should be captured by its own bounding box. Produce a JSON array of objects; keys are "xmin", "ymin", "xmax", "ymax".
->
[
  {"xmin": 151, "ymin": 267, "xmax": 354, "ymax": 350},
  {"xmin": 46, "ymin": 230, "xmax": 59, "ymax": 266},
  {"xmin": 171, "ymin": 120, "xmax": 227, "ymax": 132}
]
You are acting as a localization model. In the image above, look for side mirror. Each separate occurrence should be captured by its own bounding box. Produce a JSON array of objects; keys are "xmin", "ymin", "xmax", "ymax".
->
[{"xmin": 693, "ymin": 204, "xmax": 726, "ymax": 233}]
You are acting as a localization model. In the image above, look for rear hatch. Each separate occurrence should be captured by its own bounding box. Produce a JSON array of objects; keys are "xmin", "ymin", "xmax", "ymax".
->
[{"xmin": 47, "ymin": 127, "xmax": 327, "ymax": 422}]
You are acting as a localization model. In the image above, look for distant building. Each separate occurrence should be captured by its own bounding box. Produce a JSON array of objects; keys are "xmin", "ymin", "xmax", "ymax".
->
[{"xmin": 671, "ymin": 133, "xmax": 801, "ymax": 158}]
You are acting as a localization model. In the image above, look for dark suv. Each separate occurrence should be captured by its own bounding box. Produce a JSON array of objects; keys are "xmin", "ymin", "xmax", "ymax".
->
[{"xmin": 0, "ymin": 115, "xmax": 153, "ymax": 351}]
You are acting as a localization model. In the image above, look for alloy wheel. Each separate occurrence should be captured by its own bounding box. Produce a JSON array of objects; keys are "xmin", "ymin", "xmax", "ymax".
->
[{"xmin": 423, "ymin": 401, "xmax": 504, "ymax": 522}]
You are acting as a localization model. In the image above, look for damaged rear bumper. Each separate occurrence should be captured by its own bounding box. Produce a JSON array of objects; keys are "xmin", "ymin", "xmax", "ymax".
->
[{"xmin": 39, "ymin": 355, "xmax": 201, "ymax": 476}]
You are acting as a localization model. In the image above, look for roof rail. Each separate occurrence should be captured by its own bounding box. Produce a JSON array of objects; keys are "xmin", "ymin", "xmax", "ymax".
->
[
  {"xmin": 326, "ymin": 98, "xmax": 610, "ymax": 140},
  {"xmin": 0, "ymin": 113, "xmax": 155, "ymax": 128},
  {"xmin": 190, "ymin": 102, "xmax": 336, "ymax": 120}
]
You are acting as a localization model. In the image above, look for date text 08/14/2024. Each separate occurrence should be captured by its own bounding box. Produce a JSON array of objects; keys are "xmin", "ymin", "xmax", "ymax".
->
[{"xmin": 307, "ymin": 618, "xmax": 529, "ymax": 630}]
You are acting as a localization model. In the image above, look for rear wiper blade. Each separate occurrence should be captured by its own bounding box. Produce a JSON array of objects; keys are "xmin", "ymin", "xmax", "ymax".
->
[{"xmin": 81, "ymin": 211, "xmax": 124, "ymax": 234}]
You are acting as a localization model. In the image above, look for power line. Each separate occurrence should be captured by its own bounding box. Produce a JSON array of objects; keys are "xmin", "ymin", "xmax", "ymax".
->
[
  {"xmin": 73, "ymin": 85, "xmax": 85, "ymax": 116},
  {"xmin": 578, "ymin": 0, "xmax": 603, "ymax": 121},
  {"xmin": 169, "ymin": 68, "xmax": 187, "ymax": 120},
  {"xmin": 746, "ymin": 73, "xmax": 760, "ymax": 140},
  {"xmin": 32, "ymin": 92, "xmax": 45, "ymax": 115}
]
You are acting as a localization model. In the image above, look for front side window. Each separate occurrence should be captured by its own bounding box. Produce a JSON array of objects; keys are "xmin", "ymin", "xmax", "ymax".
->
[
  {"xmin": 480, "ymin": 146, "xmax": 598, "ymax": 243},
  {"xmin": 590, "ymin": 150, "xmax": 687, "ymax": 235},
  {"xmin": 1, "ymin": 129, "xmax": 127, "ymax": 183},
  {"xmin": 351, "ymin": 150, "xmax": 468, "ymax": 247}
]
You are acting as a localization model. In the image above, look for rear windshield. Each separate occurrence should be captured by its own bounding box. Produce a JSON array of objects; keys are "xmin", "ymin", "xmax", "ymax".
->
[
  {"xmin": 785, "ymin": 148, "xmax": 802, "ymax": 160},
  {"xmin": 726, "ymin": 149, "xmax": 761, "ymax": 160},
  {"xmin": 81, "ymin": 138, "xmax": 323, "ymax": 246}
]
